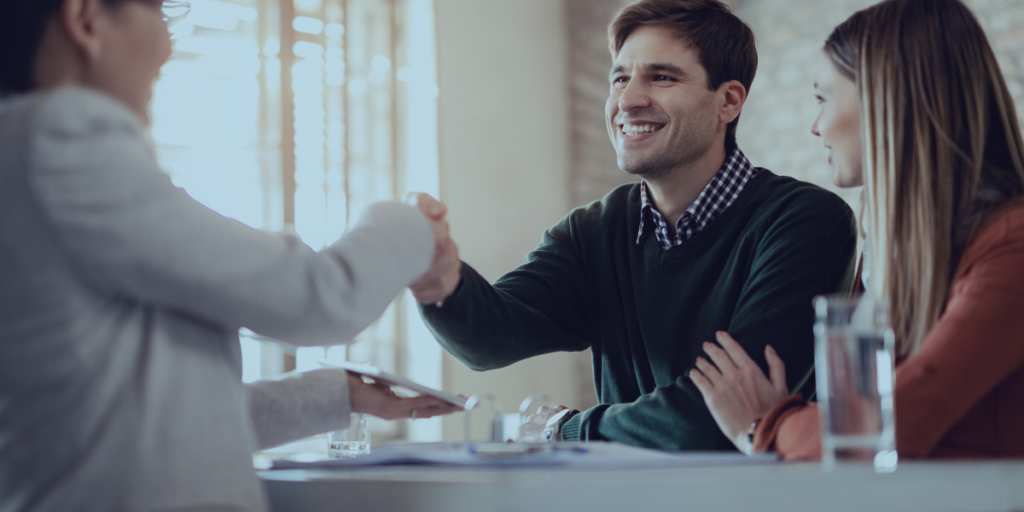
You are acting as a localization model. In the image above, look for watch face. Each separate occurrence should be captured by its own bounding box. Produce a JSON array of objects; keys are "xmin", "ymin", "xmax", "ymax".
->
[
  {"xmin": 542, "ymin": 409, "xmax": 576, "ymax": 442},
  {"xmin": 544, "ymin": 409, "xmax": 572, "ymax": 428}
]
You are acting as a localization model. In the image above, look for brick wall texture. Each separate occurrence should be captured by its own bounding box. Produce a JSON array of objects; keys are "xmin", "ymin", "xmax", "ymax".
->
[{"xmin": 567, "ymin": 0, "xmax": 1024, "ymax": 208}]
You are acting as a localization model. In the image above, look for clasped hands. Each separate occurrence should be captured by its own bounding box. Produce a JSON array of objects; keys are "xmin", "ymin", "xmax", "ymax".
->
[{"xmin": 405, "ymin": 192, "xmax": 462, "ymax": 305}]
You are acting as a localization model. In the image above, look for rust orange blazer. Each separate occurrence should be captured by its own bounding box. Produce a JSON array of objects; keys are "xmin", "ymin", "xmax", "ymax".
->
[{"xmin": 754, "ymin": 198, "xmax": 1024, "ymax": 459}]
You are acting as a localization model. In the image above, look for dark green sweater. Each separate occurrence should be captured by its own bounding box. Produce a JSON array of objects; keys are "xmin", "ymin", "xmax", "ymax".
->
[{"xmin": 421, "ymin": 170, "xmax": 857, "ymax": 451}]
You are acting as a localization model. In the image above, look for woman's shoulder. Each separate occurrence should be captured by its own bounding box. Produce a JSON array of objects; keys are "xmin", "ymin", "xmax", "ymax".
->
[
  {"xmin": 973, "ymin": 198, "xmax": 1024, "ymax": 242},
  {"xmin": 958, "ymin": 198, "xmax": 1024, "ymax": 272},
  {"xmin": 2, "ymin": 86, "xmax": 141, "ymax": 138}
]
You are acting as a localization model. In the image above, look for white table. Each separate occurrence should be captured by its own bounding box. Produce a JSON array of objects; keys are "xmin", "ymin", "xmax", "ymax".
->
[{"xmin": 260, "ymin": 459, "xmax": 1024, "ymax": 512}]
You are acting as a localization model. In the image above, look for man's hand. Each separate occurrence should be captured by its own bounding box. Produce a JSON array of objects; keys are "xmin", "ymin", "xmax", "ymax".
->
[
  {"xmin": 689, "ymin": 331, "xmax": 789, "ymax": 454},
  {"xmin": 517, "ymin": 405, "xmax": 568, "ymax": 443},
  {"xmin": 347, "ymin": 372, "xmax": 462, "ymax": 420},
  {"xmin": 405, "ymin": 192, "xmax": 462, "ymax": 304}
]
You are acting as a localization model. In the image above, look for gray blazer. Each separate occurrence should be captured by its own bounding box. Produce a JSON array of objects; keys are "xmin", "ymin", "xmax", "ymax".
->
[{"xmin": 0, "ymin": 87, "xmax": 434, "ymax": 511}]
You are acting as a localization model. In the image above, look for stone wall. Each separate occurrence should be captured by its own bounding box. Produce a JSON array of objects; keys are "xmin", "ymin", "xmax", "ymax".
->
[
  {"xmin": 566, "ymin": 0, "xmax": 636, "ymax": 207},
  {"xmin": 567, "ymin": 0, "xmax": 1024, "ymax": 208},
  {"xmin": 733, "ymin": 0, "xmax": 1024, "ymax": 207}
]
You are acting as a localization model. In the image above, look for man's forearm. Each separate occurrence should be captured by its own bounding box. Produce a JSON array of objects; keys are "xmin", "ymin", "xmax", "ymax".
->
[
  {"xmin": 561, "ymin": 378, "xmax": 734, "ymax": 451},
  {"xmin": 420, "ymin": 263, "xmax": 592, "ymax": 371}
]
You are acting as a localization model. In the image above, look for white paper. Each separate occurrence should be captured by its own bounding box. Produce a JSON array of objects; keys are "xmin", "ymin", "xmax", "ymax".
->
[{"xmin": 270, "ymin": 442, "xmax": 778, "ymax": 470}]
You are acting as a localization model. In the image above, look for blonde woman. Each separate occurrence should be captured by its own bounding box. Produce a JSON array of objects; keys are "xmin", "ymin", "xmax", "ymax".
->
[{"xmin": 689, "ymin": 0, "xmax": 1024, "ymax": 459}]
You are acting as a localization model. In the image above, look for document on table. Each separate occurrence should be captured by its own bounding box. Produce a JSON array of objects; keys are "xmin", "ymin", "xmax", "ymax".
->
[{"xmin": 270, "ymin": 442, "xmax": 777, "ymax": 470}]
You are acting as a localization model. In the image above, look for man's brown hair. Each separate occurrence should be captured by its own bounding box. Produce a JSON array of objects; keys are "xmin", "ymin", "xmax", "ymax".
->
[{"xmin": 609, "ymin": 0, "xmax": 757, "ymax": 151}]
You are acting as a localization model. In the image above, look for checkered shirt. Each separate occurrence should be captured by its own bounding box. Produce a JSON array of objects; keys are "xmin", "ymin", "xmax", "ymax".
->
[{"xmin": 637, "ymin": 147, "xmax": 759, "ymax": 250}]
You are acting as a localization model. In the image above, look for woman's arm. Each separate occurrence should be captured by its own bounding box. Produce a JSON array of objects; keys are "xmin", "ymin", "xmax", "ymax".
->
[
  {"xmin": 28, "ymin": 88, "xmax": 435, "ymax": 346},
  {"xmin": 689, "ymin": 331, "xmax": 790, "ymax": 453},
  {"xmin": 247, "ymin": 369, "xmax": 460, "ymax": 450}
]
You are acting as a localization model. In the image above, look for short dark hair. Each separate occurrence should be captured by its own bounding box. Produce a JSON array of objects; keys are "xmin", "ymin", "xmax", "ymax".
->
[
  {"xmin": 0, "ymin": 0, "xmax": 128, "ymax": 96},
  {"xmin": 609, "ymin": 0, "xmax": 758, "ymax": 151}
]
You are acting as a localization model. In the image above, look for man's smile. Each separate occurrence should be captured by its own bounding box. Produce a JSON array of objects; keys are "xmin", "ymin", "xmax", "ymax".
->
[{"xmin": 618, "ymin": 121, "xmax": 667, "ymax": 141}]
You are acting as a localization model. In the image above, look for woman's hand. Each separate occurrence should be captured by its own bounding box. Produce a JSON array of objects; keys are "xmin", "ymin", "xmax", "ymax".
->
[
  {"xmin": 348, "ymin": 373, "xmax": 462, "ymax": 420},
  {"xmin": 689, "ymin": 331, "xmax": 789, "ymax": 454},
  {"xmin": 405, "ymin": 192, "xmax": 462, "ymax": 305}
]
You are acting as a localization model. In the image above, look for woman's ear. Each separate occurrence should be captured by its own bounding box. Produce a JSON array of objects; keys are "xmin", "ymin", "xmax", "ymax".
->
[
  {"xmin": 58, "ymin": 0, "xmax": 107, "ymax": 61},
  {"xmin": 718, "ymin": 80, "xmax": 747, "ymax": 125}
]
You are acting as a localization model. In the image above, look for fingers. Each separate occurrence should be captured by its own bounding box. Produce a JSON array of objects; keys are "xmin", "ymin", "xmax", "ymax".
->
[
  {"xmin": 409, "ymin": 239, "xmax": 462, "ymax": 304},
  {"xmin": 427, "ymin": 216, "xmax": 450, "ymax": 246},
  {"xmin": 371, "ymin": 382, "xmax": 399, "ymax": 399},
  {"xmin": 524, "ymin": 404, "xmax": 566, "ymax": 427},
  {"xmin": 694, "ymin": 356, "xmax": 723, "ymax": 386},
  {"xmin": 517, "ymin": 420, "xmax": 546, "ymax": 443},
  {"xmin": 702, "ymin": 341, "xmax": 738, "ymax": 376},
  {"xmin": 409, "ymin": 402, "xmax": 462, "ymax": 419},
  {"xmin": 765, "ymin": 345, "xmax": 789, "ymax": 395},
  {"xmin": 386, "ymin": 395, "xmax": 462, "ymax": 420},
  {"xmin": 404, "ymin": 192, "xmax": 447, "ymax": 220},
  {"xmin": 689, "ymin": 368, "xmax": 714, "ymax": 396},
  {"xmin": 524, "ymin": 412, "xmax": 548, "ymax": 425},
  {"xmin": 715, "ymin": 331, "xmax": 756, "ymax": 368}
]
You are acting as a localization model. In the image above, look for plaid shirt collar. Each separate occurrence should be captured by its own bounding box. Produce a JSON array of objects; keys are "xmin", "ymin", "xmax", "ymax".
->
[{"xmin": 637, "ymin": 146, "xmax": 758, "ymax": 250}]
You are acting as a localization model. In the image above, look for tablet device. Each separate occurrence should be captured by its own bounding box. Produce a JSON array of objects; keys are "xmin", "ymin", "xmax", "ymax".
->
[{"xmin": 319, "ymin": 360, "xmax": 468, "ymax": 408}]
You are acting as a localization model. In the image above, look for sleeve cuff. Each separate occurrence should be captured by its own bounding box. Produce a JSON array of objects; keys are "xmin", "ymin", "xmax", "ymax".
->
[
  {"xmin": 559, "ymin": 411, "xmax": 583, "ymax": 441},
  {"xmin": 753, "ymin": 394, "xmax": 806, "ymax": 453},
  {"xmin": 419, "ymin": 262, "xmax": 472, "ymax": 310},
  {"xmin": 246, "ymin": 368, "xmax": 352, "ymax": 450}
]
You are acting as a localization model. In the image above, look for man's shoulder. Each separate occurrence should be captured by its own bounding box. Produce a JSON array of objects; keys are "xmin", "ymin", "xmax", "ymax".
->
[
  {"xmin": 751, "ymin": 170, "xmax": 854, "ymax": 219},
  {"xmin": 569, "ymin": 182, "xmax": 640, "ymax": 223},
  {"xmin": 734, "ymin": 170, "xmax": 857, "ymax": 249},
  {"xmin": 542, "ymin": 182, "xmax": 639, "ymax": 247}
]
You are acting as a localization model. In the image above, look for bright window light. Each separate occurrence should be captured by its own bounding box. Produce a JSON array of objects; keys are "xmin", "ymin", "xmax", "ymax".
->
[
  {"xmin": 293, "ymin": 16, "xmax": 325, "ymax": 35},
  {"xmin": 148, "ymin": 1, "xmax": 441, "ymax": 441}
]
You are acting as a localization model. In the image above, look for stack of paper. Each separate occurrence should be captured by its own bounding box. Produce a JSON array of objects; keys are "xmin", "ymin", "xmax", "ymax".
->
[{"xmin": 270, "ymin": 442, "xmax": 777, "ymax": 470}]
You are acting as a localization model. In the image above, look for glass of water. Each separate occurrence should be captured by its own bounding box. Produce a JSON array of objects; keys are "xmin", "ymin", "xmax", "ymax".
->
[
  {"xmin": 814, "ymin": 294, "xmax": 897, "ymax": 473},
  {"xmin": 327, "ymin": 413, "xmax": 370, "ymax": 458}
]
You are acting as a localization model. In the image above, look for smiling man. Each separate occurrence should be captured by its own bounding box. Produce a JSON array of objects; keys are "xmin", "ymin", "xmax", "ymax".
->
[{"xmin": 415, "ymin": 0, "xmax": 858, "ymax": 451}]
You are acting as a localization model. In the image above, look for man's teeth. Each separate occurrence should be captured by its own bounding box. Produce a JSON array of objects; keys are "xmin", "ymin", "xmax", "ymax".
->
[{"xmin": 622, "ymin": 124, "xmax": 659, "ymax": 135}]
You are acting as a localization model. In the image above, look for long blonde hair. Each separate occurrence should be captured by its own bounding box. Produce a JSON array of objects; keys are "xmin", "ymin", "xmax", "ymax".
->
[{"xmin": 826, "ymin": 0, "xmax": 1024, "ymax": 356}]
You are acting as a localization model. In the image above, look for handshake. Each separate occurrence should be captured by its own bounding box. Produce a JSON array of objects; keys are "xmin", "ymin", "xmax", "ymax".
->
[{"xmin": 405, "ymin": 193, "xmax": 463, "ymax": 305}]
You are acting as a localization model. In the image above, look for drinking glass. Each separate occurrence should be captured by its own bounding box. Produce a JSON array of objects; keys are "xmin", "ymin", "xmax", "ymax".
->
[
  {"xmin": 327, "ymin": 413, "xmax": 370, "ymax": 458},
  {"xmin": 813, "ymin": 294, "xmax": 897, "ymax": 473}
]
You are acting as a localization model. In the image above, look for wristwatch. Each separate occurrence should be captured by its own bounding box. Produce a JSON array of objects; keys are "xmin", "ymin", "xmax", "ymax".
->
[
  {"xmin": 744, "ymin": 419, "xmax": 761, "ymax": 455},
  {"xmin": 543, "ymin": 409, "xmax": 579, "ymax": 442}
]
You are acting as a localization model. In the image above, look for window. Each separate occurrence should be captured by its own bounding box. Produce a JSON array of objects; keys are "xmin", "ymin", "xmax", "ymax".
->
[{"xmin": 149, "ymin": 0, "xmax": 441, "ymax": 442}]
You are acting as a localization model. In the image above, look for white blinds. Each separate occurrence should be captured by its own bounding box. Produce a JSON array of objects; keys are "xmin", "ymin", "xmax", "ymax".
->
[{"xmin": 148, "ymin": 0, "xmax": 441, "ymax": 407}]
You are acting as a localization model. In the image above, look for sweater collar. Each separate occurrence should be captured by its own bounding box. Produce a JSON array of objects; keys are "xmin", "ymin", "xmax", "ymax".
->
[{"xmin": 636, "ymin": 146, "xmax": 758, "ymax": 249}]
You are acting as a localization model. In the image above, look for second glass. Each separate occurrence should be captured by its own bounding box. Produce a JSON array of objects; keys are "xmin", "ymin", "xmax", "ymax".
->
[
  {"xmin": 327, "ymin": 412, "xmax": 370, "ymax": 459},
  {"xmin": 813, "ymin": 294, "xmax": 898, "ymax": 473}
]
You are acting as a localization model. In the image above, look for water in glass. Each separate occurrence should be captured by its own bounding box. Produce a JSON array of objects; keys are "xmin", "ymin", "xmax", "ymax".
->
[
  {"xmin": 814, "ymin": 294, "xmax": 898, "ymax": 473},
  {"xmin": 327, "ymin": 413, "xmax": 370, "ymax": 459}
]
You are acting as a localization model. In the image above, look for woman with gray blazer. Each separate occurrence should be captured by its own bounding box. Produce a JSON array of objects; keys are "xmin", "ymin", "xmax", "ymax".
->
[{"xmin": 0, "ymin": 0, "xmax": 461, "ymax": 510}]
